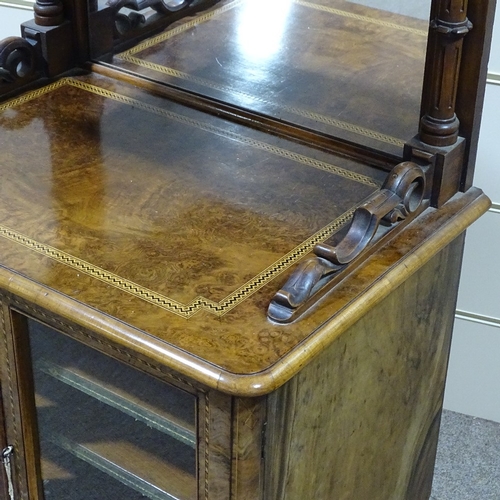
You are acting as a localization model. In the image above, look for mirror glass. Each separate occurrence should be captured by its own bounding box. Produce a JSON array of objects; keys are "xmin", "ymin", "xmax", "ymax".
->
[
  {"xmin": 89, "ymin": 0, "xmax": 433, "ymax": 158},
  {"xmin": 2, "ymin": 0, "xmax": 433, "ymax": 159},
  {"xmin": 90, "ymin": 0, "xmax": 433, "ymax": 158}
]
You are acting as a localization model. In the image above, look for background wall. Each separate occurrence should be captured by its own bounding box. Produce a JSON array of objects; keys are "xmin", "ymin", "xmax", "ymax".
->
[
  {"xmin": 443, "ymin": 6, "xmax": 500, "ymax": 423},
  {"xmin": 0, "ymin": 1, "xmax": 499, "ymax": 421},
  {"xmin": 0, "ymin": 2, "xmax": 33, "ymax": 37}
]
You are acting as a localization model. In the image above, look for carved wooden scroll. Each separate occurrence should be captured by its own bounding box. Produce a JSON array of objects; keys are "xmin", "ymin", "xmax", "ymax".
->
[
  {"xmin": 0, "ymin": 37, "xmax": 37, "ymax": 85},
  {"xmin": 420, "ymin": 0, "xmax": 472, "ymax": 147},
  {"xmin": 0, "ymin": 0, "xmax": 69, "ymax": 89},
  {"xmin": 268, "ymin": 162, "xmax": 427, "ymax": 323}
]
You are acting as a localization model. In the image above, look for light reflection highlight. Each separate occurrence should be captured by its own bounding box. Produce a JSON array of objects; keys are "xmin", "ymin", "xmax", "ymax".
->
[{"xmin": 237, "ymin": 0, "xmax": 293, "ymax": 63}]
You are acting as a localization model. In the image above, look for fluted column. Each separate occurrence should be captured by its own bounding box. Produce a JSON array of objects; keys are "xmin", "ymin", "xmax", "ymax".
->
[{"xmin": 419, "ymin": 0, "xmax": 472, "ymax": 147}]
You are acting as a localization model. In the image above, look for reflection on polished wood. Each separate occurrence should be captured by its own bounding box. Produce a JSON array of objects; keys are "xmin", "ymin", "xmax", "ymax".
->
[{"xmin": 0, "ymin": 65, "xmax": 490, "ymax": 391}]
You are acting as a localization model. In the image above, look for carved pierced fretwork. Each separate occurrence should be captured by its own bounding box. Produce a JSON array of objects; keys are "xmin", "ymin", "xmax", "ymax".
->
[
  {"xmin": 268, "ymin": 162, "xmax": 427, "ymax": 323},
  {"xmin": 419, "ymin": 0, "xmax": 472, "ymax": 147}
]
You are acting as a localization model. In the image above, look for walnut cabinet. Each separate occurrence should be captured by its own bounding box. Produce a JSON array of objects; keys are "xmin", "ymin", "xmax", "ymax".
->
[{"xmin": 0, "ymin": 0, "xmax": 496, "ymax": 499}]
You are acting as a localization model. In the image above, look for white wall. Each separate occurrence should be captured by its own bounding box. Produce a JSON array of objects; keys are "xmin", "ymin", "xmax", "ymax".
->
[
  {"xmin": 488, "ymin": 5, "xmax": 500, "ymax": 74},
  {"xmin": 347, "ymin": 0, "xmax": 431, "ymax": 20},
  {"xmin": 443, "ymin": 6, "xmax": 500, "ymax": 423},
  {"xmin": 0, "ymin": 5, "xmax": 33, "ymax": 38}
]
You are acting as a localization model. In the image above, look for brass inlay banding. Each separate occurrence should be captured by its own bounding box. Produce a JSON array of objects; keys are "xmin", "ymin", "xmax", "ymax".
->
[
  {"xmin": 0, "ymin": 209, "xmax": 355, "ymax": 318},
  {"xmin": 0, "ymin": 78, "xmax": 378, "ymax": 318},
  {"xmin": 124, "ymin": 0, "xmax": 245, "ymax": 55},
  {"xmin": 124, "ymin": 0, "xmax": 426, "ymax": 54},
  {"xmin": 67, "ymin": 79, "xmax": 378, "ymax": 186},
  {"xmin": 0, "ymin": 78, "xmax": 378, "ymax": 186},
  {"xmin": 0, "ymin": 80, "xmax": 65, "ymax": 111},
  {"xmin": 0, "ymin": 305, "xmax": 22, "ymax": 483}
]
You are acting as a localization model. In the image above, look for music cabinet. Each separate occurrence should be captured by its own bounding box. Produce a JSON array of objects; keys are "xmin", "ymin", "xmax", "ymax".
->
[{"xmin": 0, "ymin": 0, "xmax": 496, "ymax": 498}]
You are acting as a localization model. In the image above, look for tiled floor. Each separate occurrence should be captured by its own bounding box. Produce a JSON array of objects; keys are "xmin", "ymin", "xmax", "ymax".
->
[{"xmin": 431, "ymin": 410, "xmax": 500, "ymax": 500}]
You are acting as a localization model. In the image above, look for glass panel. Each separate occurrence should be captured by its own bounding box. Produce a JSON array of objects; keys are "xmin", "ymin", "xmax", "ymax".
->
[{"xmin": 26, "ymin": 319, "xmax": 197, "ymax": 500}]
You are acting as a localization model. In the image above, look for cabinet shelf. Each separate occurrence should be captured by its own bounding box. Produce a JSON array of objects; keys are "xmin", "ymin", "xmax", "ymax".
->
[
  {"xmin": 36, "ymin": 358, "xmax": 196, "ymax": 449},
  {"xmin": 46, "ymin": 431, "xmax": 195, "ymax": 500}
]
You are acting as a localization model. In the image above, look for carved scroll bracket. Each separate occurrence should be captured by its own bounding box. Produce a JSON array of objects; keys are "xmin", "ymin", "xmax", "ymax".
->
[
  {"xmin": 268, "ymin": 162, "xmax": 427, "ymax": 323},
  {"xmin": 0, "ymin": 37, "xmax": 38, "ymax": 85},
  {"xmin": 0, "ymin": 2, "xmax": 72, "ymax": 91}
]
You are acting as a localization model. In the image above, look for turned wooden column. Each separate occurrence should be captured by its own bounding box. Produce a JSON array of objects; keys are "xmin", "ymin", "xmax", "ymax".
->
[
  {"xmin": 420, "ymin": 0, "xmax": 473, "ymax": 147},
  {"xmin": 34, "ymin": 0, "xmax": 64, "ymax": 26}
]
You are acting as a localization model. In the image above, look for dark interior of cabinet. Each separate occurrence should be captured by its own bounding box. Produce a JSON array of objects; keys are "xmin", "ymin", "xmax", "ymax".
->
[{"xmin": 17, "ymin": 315, "xmax": 198, "ymax": 500}]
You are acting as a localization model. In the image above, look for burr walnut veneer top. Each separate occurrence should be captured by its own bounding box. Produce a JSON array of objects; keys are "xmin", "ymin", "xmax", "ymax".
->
[{"xmin": 0, "ymin": 73, "xmax": 489, "ymax": 395}]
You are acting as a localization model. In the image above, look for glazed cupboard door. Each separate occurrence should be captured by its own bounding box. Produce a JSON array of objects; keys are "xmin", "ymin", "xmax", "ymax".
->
[{"xmin": 0, "ymin": 309, "xmax": 199, "ymax": 500}]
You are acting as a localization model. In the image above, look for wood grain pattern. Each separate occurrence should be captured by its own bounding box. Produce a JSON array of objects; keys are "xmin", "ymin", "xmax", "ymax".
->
[
  {"xmin": 0, "ymin": 72, "xmax": 382, "ymax": 382},
  {"xmin": 201, "ymin": 390, "xmax": 232, "ymax": 500},
  {"xmin": 231, "ymin": 397, "xmax": 266, "ymax": 499},
  {"xmin": 264, "ymin": 235, "xmax": 465, "ymax": 499},
  {"xmin": 0, "ymin": 308, "xmax": 43, "ymax": 499},
  {"xmin": 0, "ymin": 72, "xmax": 490, "ymax": 396},
  {"xmin": 0, "ymin": 72, "xmax": 490, "ymax": 397},
  {"xmin": 0, "ymin": 2, "xmax": 495, "ymax": 498}
]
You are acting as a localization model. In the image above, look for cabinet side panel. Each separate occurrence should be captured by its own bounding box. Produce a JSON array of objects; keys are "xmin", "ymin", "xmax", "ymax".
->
[{"xmin": 265, "ymin": 236, "xmax": 465, "ymax": 500}]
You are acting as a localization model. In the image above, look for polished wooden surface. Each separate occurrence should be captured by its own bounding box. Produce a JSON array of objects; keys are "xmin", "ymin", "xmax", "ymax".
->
[
  {"xmin": 419, "ymin": 0, "xmax": 472, "ymax": 147},
  {"xmin": 0, "ymin": 72, "xmax": 385, "ymax": 382},
  {"xmin": 0, "ymin": 62, "xmax": 491, "ymax": 398},
  {"xmin": 0, "ymin": 66, "xmax": 489, "ymax": 395},
  {"xmin": 107, "ymin": 0, "xmax": 430, "ymax": 156},
  {"xmin": 0, "ymin": 66, "xmax": 490, "ymax": 394}
]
